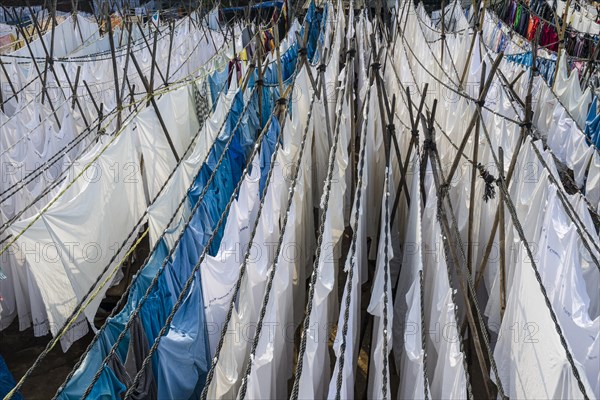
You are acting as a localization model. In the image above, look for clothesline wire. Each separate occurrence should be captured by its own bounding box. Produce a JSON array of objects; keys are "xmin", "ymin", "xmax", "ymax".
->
[
  {"xmin": 77, "ymin": 82, "xmax": 264, "ymax": 400},
  {"xmin": 414, "ymin": 1, "xmax": 464, "ymax": 90},
  {"xmin": 0, "ymin": 10, "xmax": 200, "ymax": 115},
  {"xmin": 394, "ymin": 8, "xmax": 525, "ymax": 126},
  {"xmin": 416, "ymin": 4, "xmax": 596, "ymax": 392},
  {"xmin": 0, "ymin": 10, "xmax": 179, "ymax": 62},
  {"xmin": 512, "ymin": 0, "xmax": 599, "ymax": 43},
  {"xmin": 385, "ymin": 28, "xmax": 481, "ymax": 400},
  {"xmin": 423, "ymin": 106, "xmax": 509, "ymax": 398},
  {"xmin": 1, "ymin": 23, "xmax": 195, "ymax": 163},
  {"xmin": 404, "ymin": 91, "xmax": 475, "ymax": 400},
  {"xmin": 0, "ymin": 107, "xmax": 106, "ymax": 204},
  {"xmin": 485, "ymin": 7, "xmax": 600, "ymax": 156},
  {"xmin": 2, "ymin": 1, "xmax": 290, "ymax": 246},
  {"xmin": 418, "ymin": 2, "xmax": 472, "ymax": 35},
  {"xmin": 416, "ymin": 0, "xmax": 600, "ymax": 312},
  {"xmin": 381, "ymin": 166, "xmax": 391, "ymax": 400},
  {"xmin": 5, "ymin": 67, "xmax": 220, "ymax": 398},
  {"xmin": 334, "ymin": 48, "xmax": 367, "ymax": 400},
  {"xmin": 487, "ymin": 5, "xmax": 596, "ymax": 62},
  {"xmin": 0, "ymin": 124, "xmax": 106, "ymax": 235}
]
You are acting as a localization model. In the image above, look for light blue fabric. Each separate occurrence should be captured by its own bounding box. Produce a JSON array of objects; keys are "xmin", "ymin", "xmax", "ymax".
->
[
  {"xmin": 585, "ymin": 97, "xmax": 600, "ymax": 148},
  {"xmin": 58, "ymin": 6, "xmax": 324, "ymax": 397},
  {"xmin": 155, "ymin": 271, "xmax": 210, "ymax": 400},
  {"xmin": 260, "ymin": 117, "xmax": 280, "ymax": 195},
  {"xmin": 57, "ymin": 241, "xmax": 170, "ymax": 400},
  {"xmin": 209, "ymin": 67, "xmax": 230, "ymax": 110},
  {"xmin": 505, "ymin": 52, "xmax": 556, "ymax": 85}
]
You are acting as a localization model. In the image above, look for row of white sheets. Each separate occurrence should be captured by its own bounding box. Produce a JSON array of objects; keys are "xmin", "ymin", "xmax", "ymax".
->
[
  {"xmin": 0, "ymin": 16, "xmax": 234, "ymax": 237},
  {"xmin": 0, "ymin": 24, "xmax": 234, "ymax": 349},
  {"xmin": 399, "ymin": 3, "xmax": 599, "ymax": 399},
  {"xmin": 480, "ymin": 9, "xmax": 600, "ymax": 212},
  {"xmin": 0, "ymin": 17, "xmax": 231, "ymax": 237}
]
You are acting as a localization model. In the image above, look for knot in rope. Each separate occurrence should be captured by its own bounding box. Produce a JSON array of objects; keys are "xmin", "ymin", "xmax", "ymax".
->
[{"xmin": 477, "ymin": 163, "xmax": 497, "ymax": 202}]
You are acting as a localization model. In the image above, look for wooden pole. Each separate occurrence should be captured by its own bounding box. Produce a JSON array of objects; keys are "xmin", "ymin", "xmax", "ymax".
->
[
  {"xmin": 318, "ymin": 47, "xmax": 333, "ymax": 148},
  {"xmin": 0, "ymin": 60, "xmax": 19, "ymax": 104},
  {"xmin": 130, "ymin": 51, "xmax": 180, "ymax": 162},
  {"xmin": 473, "ymin": 37, "xmax": 536, "ymax": 290},
  {"xmin": 440, "ymin": 0, "xmax": 445, "ymax": 66},
  {"xmin": 552, "ymin": 0, "xmax": 571, "ymax": 89},
  {"xmin": 83, "ymin": 79, "xmax": 101, "ymax": 117},
  {"xmin": 444, "ymin": 53, "xmax": 503, "ymax": 188},
  {"xmin": 135, "ymin": 21, "xmax": 167, "ymax": 86},
  {"xmin": 498, "ymin": 146, "xmax": 507, "ymax": 320},
  {"xmin": 273, "ymin": 25, "xmax": 284, "ymax": 97},
  {"xmin": 118, "ymin": 20, "xmax": 134, "ymax": 106},
  {"xmin": 60, "ymin": 64, "xmax": 90, "ymax": 129},
  {"xmin": 390, "ymin": 84, "xmax": 428, "ymax": 224},
  {"xmin": 422, "ymin": 108, "xmax": 495, "ymax": 399},
  {"xmin": 467, "ymin": 63, "xmax": 486, "ymax": 274},
  {"xmin": 105, "ymin": 3, "xmax": 122, "ymax": 129},
  {"xmin": 165, "ymin": 20, "xmax": 175, "ymax": 84}
]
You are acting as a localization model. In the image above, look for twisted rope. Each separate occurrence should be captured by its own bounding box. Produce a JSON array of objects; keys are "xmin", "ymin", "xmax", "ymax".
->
[
  {"xmin": 52, "ymin": 84, "xmax": 249, "ymax": 400},
  {"xmin": 74, "ymin": 86, "xmax": 259, "ymax": 400},
  {"xmin": 237, "ymin": 75, "xmax": 317, "ymax": 400}
]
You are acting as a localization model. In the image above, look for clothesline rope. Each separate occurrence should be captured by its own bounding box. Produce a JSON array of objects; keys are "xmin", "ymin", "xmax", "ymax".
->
[
  {"xmin": 122, "ymin": 93, "xmax": 296, "ymax": 399},
  {"xmin": 52, "ymin": 76, "xmax": 255, "ymax": 400},
  {"xmin": 202, "ymin": 10, "xmax": 328, "ymax": 398},
  {"xmin": 0, "ymin": 21, "xmax": 262, "ymax": 250},
  {"xmin": 77, "ymin": 83, "xmax": 263, "ymax": 399},
  {"xmin": 290, "ymin": 18, "xmax": 348, "ymax": 400}
]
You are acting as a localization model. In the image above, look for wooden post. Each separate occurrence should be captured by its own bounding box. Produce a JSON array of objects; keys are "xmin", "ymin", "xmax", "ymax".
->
[
  {"xmin": 422, "ymin": 107, "xmax": 495, "ymax": 400},
  {"xmin": 498, "ymin": 146, "xmax": 507, "ymax": 320},
  {"xmin": 130, "ymin": 51, "xmax": 180, "ymax": 162},
  {"xmin": 0, "ymin": 60, "xmax": 19, "ymax": 104},
  {"xmin": 318, "ymin": 47, "xmax": 333, "ymax": 148},
  {"xmin": 467, "ymin": 63, "xmax": 486, "ymax": 274},
  {"xmin": 118, "ymin": 20, "xmax": 134, "ymax": 107},
  {"xmin": 165, "ymin": 20, "xmax": 175, "ymax": 84},
  {"xmin": 349, "ymin": 37, "xmax": 357, "ymax": 193},
  {"xmin": 256, "ymin": 33, "xmax": 264, "ymax": 124},
  {"xmin": 135, "ymin": 21, "xmax": 167, "ymax": 86},
  {"xmin": 390, "ymin": 84, "xmax": 428, "ymax": 224},
  {"xmin": 105, "ymin": 4, "xmax": 122, "ymax": 129},
  {"xmin": 473, "ymin": 39, "xmax": 536, "ymax": 290},
  {"xmin": 458, "ymin": 25, "xmax": 478, "ymax": 91},
  {"xmin": 149, "ymin": 30, "xmax": 159, "ymax": 91},
  {"xmin": 444, "ymin": 53, "xmax": 503, "ymax": 188},
  {"xmin": 552, "ymin": 0, "xmax": 571, "ymax": 89},
  {"xmin": 273, "ymin": 26, "xmax": 284, "ymax": 98},
  {"xmin": 60, "ymin": 64, "xmax": 89, "ymax": 129},
  {"xmin": 83, "ymin": 79, "xmax": 101, "ymax": 117},
  {"xmin": 440, "ymin": 0, "xmax": 445, "ymax": 66}
]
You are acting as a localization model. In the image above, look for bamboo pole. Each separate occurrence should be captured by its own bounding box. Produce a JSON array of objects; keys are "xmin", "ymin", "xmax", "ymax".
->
[
  {"xmin": 552, "ymin": 0, "xmax": 571, "ymax": 89},
  {"xmin": 498, "ymin": 146, "xmax": 507, "ymax": 320},
  {"xmin": 467, "ymin": 63, "xmax": 486, "ymax": 274},
  {"xmin": 422, "ymin": 107, "xmax": 495, "ymax": 399},
  {"xmin": 130, "ymin": 50, "xmax": 180, "ymax": 162}
]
